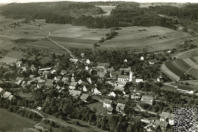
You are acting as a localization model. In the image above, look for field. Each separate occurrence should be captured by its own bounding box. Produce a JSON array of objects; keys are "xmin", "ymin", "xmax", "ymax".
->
[
  {"xmin": 102, "ymin": 26, "xmax": 192, "ymax": 51},
  {"xmin": 0, "ymin": 108, "xmax": 35, "ymax": 132},
  {"xmin": 161, "ymin": 57, "xmax": 198, "ymax": 81},
  {"xmin": 0, "ymin": 18, "xmax": 194, "ymax": 52}
]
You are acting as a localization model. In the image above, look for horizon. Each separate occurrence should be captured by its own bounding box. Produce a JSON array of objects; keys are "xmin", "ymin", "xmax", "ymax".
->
[{"xmin": 0, "ymin": 0, "xmax": 198, "ymax": 4}]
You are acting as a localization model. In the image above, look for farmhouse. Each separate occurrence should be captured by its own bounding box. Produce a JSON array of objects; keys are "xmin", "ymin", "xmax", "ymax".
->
[{"xmin": 141, "ymin": 95, "xmax": 154, "ymax": 105}]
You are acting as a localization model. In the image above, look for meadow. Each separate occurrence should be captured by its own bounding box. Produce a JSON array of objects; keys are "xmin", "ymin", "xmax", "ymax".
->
[
  {"xmin": 102, "ymin": 26, "xmax": 192, "ymax": 51},
  {"xmin": 0, "ymin": 108, "xmax": 35, "ymax": 132}
]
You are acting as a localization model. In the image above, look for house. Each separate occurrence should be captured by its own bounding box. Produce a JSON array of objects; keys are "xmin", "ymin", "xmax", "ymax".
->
[
  {"xmin": 119, "ymin": 67, "xmax": 131, "ymax": 75},
  {"xmin": 69, "ymin": 81, "xmax": 77, "ymax": 90},
  {"xmin": 82, "ymin": 85, "xmax": 88, "ymax": 92},
  {"xmin": 92, "ymin": 88, "xmax": 102, "ymax": 95},
  {"xmin": 135, "ymin": 79, "xmax": 144, "ymax": 83},
  {"xmin": 97, "ymin": 62, "xmax": 110, "ymax": 68},
  {"xmin": 141, "ymin": 118, "xmax": 151, "ymax": 124},
  {"xmin": 38, "ymin": 67, "xmax": 52, "ymax": 71},
  {"xmin": 85, "ymin": 66, "xmax": 89, "ymax": 71},
  {"xmin": 0, "ymin": 87, "xmax": 3, "ymax": 93},
  {"xmin": 80, "ymin": 94, "xmax": 89, "ymax": 102},
  {"xmin": 69, "ymin": 90, "xmax": 81, "ymax": 98},
  {"xmin": 140, "ymin": 56, "xmax": 144, "ymax": 61},
  {"xmin": 54, "ymin": 76, "xmax": 62, "ymax": 82},
  {"xmin": 51, "ymin": 69, "xmax": 57, "ymax": 74},
  {"xmin": 108, "ymin": 91, "xmax": 116, "ymax": 97},
  {"xmin": 37, "ymin": 77, "xmax": 45, "ymax": 84},
  {"xmin": 86, "ymin": 59, "xmax": 91, "ymax": 65},
  {"xmin": 70, "ymin": 58, "xmax": 78, "ymax": 63},
  {"xmin": 86, "ymin": 77, "xmax": 92, "ymax": 84},
  {"xmin": 141, "ymin": 95, "xmax": 154, "ymax": 105},
  {"xmin": 60, "ymin": 70, "xmax": 67, "ymax": 75},
  {"xmin": 37, "ymin": 106, "xmax": 42, "ymax": 111},
  {"xmin": 62, "ymin": 76, "xmax": 69, "ymax": 84},
  {"xmin": 114, "ymin": 83, "xmax": 125, "ymax": 91},
  {"xmin": 8, "ymin": 95, "xmax": 14, "ymax": 101},
  {"xmin": 103, "ymin": 99, "xmax": 113, "ymax": 114},
  {"xmin": 131, "ymin": 94, "xmax": 141, "ymax": 100},
  {"xmin": 78, "ymin": 79, "xmax": 83, "ymax": 85},
  {"xmin": 160, "ymin": 112, "xmax": 174, "ymax": 125},
  {"xmin": 119, "ymin": 67, "xmax": 133, "ymax": 82},
  {"xmin": 116, "ymin": 103, "xmax": 125, "ymax": 114},
  {"xmin": 117, "ymin": 75, "xmax": 129, "ymax": 84},
  {"xmin": 3, "ymin": 91, "xmax": 11, "ymax": 99},
  {"xmin": 15, "ymin": 77, "xmax": 24, "ymax": 85}
]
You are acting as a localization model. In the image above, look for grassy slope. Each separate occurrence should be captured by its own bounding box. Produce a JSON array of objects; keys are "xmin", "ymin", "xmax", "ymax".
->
[
  {"xmin": 0, "ymin": 108, "xmax": 35, "ymax": 131},
  {"xmin": 102, "ymin": 26, "xmax": 192, "ymax": 51}
]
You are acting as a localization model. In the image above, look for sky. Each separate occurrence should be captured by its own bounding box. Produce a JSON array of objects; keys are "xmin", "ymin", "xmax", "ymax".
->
[{"xmin": 0, "ymin": 0, "xmax": 198, "ymax": 3}]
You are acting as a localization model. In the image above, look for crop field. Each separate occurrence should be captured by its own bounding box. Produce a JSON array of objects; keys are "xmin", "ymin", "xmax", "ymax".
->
[
  {"xmin": 162, "ymin": 57, "xmax": 198, "ymax": 81},
  {"xmin": 165, "ymin": 61, "xmax": 184, "ymax": 77},
  {"xmin": 0, "ymin": 108, "xmax": 35, "ymax": 132},
  {"xmin": 172, "ymin": 59, "xmax": 190, "ymax": 73},
  {"xmin": 41, "ymin": 24, "xmax": 108, "ymax": 41},
  {"xmin": 102, "ymin": 26, "xmax": 192, "ymax": 51}
]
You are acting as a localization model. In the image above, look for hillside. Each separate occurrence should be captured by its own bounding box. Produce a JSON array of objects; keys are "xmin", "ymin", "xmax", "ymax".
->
[{"xmin": 101, "ymin": 26, "xmax": 193, "ymax": 51}]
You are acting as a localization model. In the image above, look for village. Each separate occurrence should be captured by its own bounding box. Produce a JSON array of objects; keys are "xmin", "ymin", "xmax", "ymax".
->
[{"xmin": 0, "ymin": 47, "xmax": 191, "ymax": 132}]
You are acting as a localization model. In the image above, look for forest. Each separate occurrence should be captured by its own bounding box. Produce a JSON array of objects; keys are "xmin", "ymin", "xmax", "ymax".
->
[{"xmin": 1, "ymin": 2, "xmax": 198, "ymax": 30}]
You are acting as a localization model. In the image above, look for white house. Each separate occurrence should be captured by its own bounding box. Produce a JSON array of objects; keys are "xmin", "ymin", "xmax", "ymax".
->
[
  {"xmin": 87, "ymin": 77, "xmax": 92, "ymax": 84},
  {"xmin": 103, "ymin": 99, "xmax": 113, "ymax": 114},
  {"xmin": 140, "ymin": 56, "xmax": 144, "ymax": 61},
  {"xmin": 141, "ymin": 95, "xmax": 154, "ymax": 105},
  {"xmin": 0, "ymin": 87, "xmax": 3, "ymax": 93},
  {"xmin": 8, "ymin": 95, "xmax": 14, "ymax": 101},
  {"xmin": 82, "ymin": 85, "xmax": 88, "ymax": 92},
  {"xmin": 86, "ymin": 59, "xmax": 91, "ymax": 65},
  {"xmin": 93, "ymin": 88, "xmax": 102, "ymax": 95},
  {"xmin": 69, "ymin": 81, "xmax": 77, "ymax": 90},
  {"xmin": 117, "ymin": 75, "xmax": 129, "ymax": 84},
  {"xmin": 70, "ymin": 58, "xmax": 78, "ymax": 63},
  {"xmin": 3, "ymin": 91, "xmax": 11, "ymax": 99},
  {"xmin": 135, "ymin": 79, "xmax": 144, "ymax": 83},
  {"xmin": 108, "ymin": 91, "xmax": 116, "ymax": 97}
]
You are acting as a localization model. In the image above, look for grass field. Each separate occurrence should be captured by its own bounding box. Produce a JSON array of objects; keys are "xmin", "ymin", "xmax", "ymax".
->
[
  {"xmin": 102, "ymin": 26, "xmax": 192, "ymax": 51},
  {"xmin": 0, "ymin": 17, "xmax": 194, "ymax": 53},
  {"xmin": 0, "ymin": 108, "xmax": 35, "ymax": 132}
]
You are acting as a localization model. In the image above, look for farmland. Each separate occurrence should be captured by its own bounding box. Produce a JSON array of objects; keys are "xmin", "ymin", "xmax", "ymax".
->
[
  {"xmin": 102, "ymin": 26, "xmax": 192, "ymax": 51},
  {"xmin": 0, "ymin": 108, "xmax": 35, "ymax": 132},
  {"xmin": 161, "ymin": 57, "xmax": 198, "ymax": 81},
  {"xmin": 1, "ymin": 22, "xmax": 192, "ymax": 52}
]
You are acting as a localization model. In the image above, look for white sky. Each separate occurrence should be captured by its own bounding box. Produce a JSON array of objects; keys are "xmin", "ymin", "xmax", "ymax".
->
[{"xmin": 0, "ymin": 0, "xmax": 198, "ymax": 3}]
